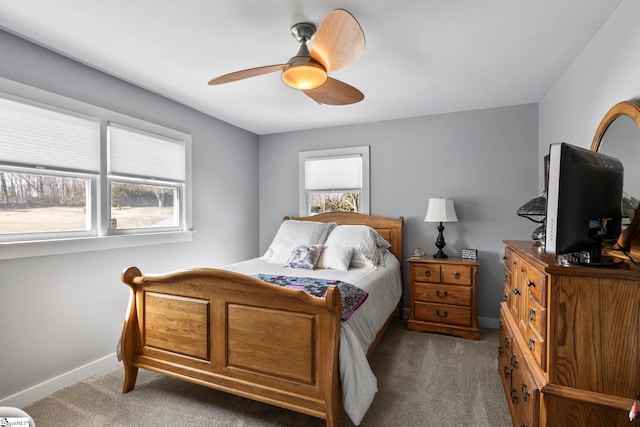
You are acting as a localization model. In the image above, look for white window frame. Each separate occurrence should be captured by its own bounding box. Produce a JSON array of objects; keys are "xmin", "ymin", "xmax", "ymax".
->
[
  {"xmin": 299, "ymin": 146, "xmax": 370, "ymax": 216},
  {"xmin": 0, "ymin": 77, "xmax": 192, "ymax": 260}
]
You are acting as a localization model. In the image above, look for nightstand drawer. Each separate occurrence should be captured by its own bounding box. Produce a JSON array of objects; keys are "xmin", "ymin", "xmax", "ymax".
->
[
  {"xmin": 413, "ymin": 264, "xmax": 441, "ymax": 283},
  {"xmin": 414, "ymin": 283, "xmax": 471, "ymax": 306},
  {"xmin": 441, "ymin": 264, "xmax": 473, "ymax": 285},
  {"xmin": 414, "ymin": 301, "xmax": 471, "ymax": 326}
]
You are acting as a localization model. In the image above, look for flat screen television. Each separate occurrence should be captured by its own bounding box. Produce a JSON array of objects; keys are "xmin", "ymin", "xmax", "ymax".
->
[{"xmin": 544, "ymin": 142, "xmax": 624, "ymax": 265}]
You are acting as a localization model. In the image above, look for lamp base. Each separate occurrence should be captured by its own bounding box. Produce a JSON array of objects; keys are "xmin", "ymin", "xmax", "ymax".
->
[
  {"xmin": 432, "ymin": 222, "xmax": 449, "ymax": 259},
  {"xmin": 433, "ymin": 249, "xmax": 448, "ymax": 259}
]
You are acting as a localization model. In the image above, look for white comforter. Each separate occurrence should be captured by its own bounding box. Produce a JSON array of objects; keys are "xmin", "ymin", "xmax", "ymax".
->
[{"xmin": 222, "ymin": 251, "xmax": 402, "ymax": 425}]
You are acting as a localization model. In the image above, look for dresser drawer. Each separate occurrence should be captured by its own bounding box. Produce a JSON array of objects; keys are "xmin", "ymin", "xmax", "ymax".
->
[
  {"xmin": 526, "ymin": 323, "xmax": 546, "ymax": 370},
  {"xmin": 498, "ymin": 308, "xmax": 514, "ymax": 387},
  {"xmin": 503, "ymin": 247, "xmax": 513, "ymax": 272},
  {"xmin": 413, "ymin": 263, "xmax": 441, "ymax": 283},
  {"xmin": 525, "ymin": 265, "xmax": 547, "ymax": 306},
  {"xmin": 511, "ymin": 355, "xmax": 539, "ymax": 427},
  {"xmin": 526, "ymin": 294, "xmax": 546, "ymax": 342},
  {"xmin": 441, "ymin": 264, "xmax": 473, "ymax": 285},
  {"xmin": 414, "ymin": 283, "xmax": 471, "ymax": 306},
  {"xmin": 414, "ymin": 301, "xmax": 471, "ymax": 326}
]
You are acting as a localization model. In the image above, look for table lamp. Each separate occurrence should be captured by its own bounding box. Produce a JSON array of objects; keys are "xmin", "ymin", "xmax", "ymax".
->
[{"xmin": 424, "ymin": 198, "xmax": 458, "ymax": 258}]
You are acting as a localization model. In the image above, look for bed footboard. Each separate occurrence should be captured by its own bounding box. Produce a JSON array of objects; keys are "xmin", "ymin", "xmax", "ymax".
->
[{"xmin": 120, "ymin": 266, "xmax": 342, "ymax": 426}]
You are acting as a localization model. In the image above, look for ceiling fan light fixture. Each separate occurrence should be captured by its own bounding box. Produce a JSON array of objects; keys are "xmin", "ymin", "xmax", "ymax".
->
[{"xmin": 281, "ymin": 62, "xmax": 327, "ymax": 90}]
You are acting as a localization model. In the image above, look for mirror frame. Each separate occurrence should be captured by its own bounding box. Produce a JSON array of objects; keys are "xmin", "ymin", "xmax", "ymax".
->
[{"xmin": 591, "ymin": 99, "xmax": 640, "ymax": 252}]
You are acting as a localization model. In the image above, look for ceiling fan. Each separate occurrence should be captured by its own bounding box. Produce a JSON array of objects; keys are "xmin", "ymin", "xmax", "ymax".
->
[{"xmin": 208, "ymin": 9, "xmax": 365, "ymax": 105}]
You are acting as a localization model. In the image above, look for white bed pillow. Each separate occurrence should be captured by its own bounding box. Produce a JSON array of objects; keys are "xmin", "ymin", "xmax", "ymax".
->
[
  {"xmin": 324, "ymin": 225, "xmax": 391, "ymax": 268},
  {"xmin": 262, "ymin": 220, "xmax": 336, "ymax": 261},
  {"xmin": 317, "ymin": 246, "xmax": 355, "ymax": 271},
  {"xmin": 267, "ymin": 243, "xmax": 296, "ymax": 265}
]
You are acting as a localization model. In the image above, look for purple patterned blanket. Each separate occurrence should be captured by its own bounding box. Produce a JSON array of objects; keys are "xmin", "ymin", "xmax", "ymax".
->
[{"xmin": 252, "ymin": 274, "xmax": 368, "ymax": 320}]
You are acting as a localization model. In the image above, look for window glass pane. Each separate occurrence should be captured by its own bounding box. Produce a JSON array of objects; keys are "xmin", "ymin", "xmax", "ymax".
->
[
  {"xmin": 111, "ymin": 182, "xmax": 178, "ymax": 230},
  {"xmin": 309, "ymin": 192, "xmax": 360, "ymax": 214},
  {"xmin": 0, "ymin": 170, "xmax": 89, "ymax": 234}
]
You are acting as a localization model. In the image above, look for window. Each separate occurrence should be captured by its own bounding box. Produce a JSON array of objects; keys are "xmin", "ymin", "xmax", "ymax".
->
[
  {"xmin": 0, "ymin": 77, "xmax": 192, "ymax": 259},
  {"xmin": 299, "ymin": 146, "xmax": 369, "ymax": 216},
  {"xmin": 108, "ymin": 123, "xmax": 185, "ymax": 233}
]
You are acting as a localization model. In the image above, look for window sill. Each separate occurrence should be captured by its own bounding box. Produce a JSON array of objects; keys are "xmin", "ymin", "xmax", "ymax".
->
[{"xmin": 0, "ymin": 231, "xmax": 194, "ymax": 261}]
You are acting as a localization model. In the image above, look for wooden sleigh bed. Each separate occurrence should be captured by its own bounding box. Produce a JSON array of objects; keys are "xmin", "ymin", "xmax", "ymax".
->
[{"xmin": 119, "ymin": 212, "xmax": 403, "ymax": 427}]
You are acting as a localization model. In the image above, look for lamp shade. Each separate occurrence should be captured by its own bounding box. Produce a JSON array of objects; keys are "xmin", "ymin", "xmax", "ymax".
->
[{"xmin": 425, "ymin": 198, "xmax": 458, "ymax": 223}]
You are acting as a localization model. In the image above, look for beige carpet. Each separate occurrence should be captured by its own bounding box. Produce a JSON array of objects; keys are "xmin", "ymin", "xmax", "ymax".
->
[{"xmin": 24, "ymin": 319, "xmax": 512, "ymax": 426}]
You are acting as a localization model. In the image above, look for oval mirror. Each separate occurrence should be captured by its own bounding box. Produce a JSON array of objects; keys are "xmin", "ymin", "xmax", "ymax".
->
[{"xmin": 591, "ymin": 99, "xmax": 640, "ymax": 252}]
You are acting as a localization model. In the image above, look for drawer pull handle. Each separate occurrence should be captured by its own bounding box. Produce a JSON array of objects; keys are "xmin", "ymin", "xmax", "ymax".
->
[
  {"xmin": 453, "ymin": 272, "xmax": 461, "ymax": 279},
  {"xmin": 502, "ymin": 255, "xmax": 508, "ymax": 261},
  {"xmin": 521, "ymin": 383, "xmax": 530, "ymax": 402},
  {"xmin": 503, "ymin": 293, "xmax": 508, "ymax": 301},
  {"xmin": 436, "ymin": 309, "xmax": 448, "ymax": 318},
  {"xmin": 512, "ymin": 288, "xmax": 521, "ymax": 295},
  {"xmin": 527, "ymin": 280, "xmax": 536, "ymax": 288},
  {"xmin": 511, "ymin": 353, "xmax": 518, "ymax": 368},
  {"xmin": 528, "ymin": 308, "xmax": 536, "ymax": 321},
  {"xmin": 528, "ymin": 338, "xmax": 535, "ymax": 350},
  {"xmin": 510, "ymin": 388, "xmax": 518, "ymax": 404},
  {"xmin": 504, "ymin": 337, "xmax": 510, "ymax": 348},
  {"xmin": 436, "ymin": 290, "xmax": 448, "ymax": 298},
  {"xmin": 498, "ymin": 346, "xmax": 504, "ymax": 356},
  {"xmin": 503, "ymin": 366, "xmax": 510, "ymax": 379},
  {"xmin": 424, "ymin": 271, "xmax": 431, "ymax": 277}
]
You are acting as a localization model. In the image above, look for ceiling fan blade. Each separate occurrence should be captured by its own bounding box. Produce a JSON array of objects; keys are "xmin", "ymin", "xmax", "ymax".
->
[
  {"xmin": 303, "ymin": 77, "xmax": 364, "ymax": 105},
  {"xmin": 208, "ymin": 64, "xmax": 286, "ymax": 85},
  {"xmin": 310, "ymin": 9, "xmax": 365, "ymax": 72}
]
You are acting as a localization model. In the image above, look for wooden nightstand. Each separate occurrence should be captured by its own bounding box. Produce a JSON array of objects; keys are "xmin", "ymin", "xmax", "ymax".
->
[{"xmin": 407, "ymin": 257, "xmax": 480, "ymax": 340}]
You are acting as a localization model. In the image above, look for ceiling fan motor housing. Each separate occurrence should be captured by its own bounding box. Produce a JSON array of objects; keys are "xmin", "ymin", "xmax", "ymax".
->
[{"xmin": 290, "ymin": 22, "xmax": 316, "ymax": 42}]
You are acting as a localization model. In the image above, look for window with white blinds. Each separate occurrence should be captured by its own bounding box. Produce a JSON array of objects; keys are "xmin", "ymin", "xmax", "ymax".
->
[
  {"xmin": 0, "ymin": 79, "xmax": 191, "ymax": 253},
  {"xmin": 107, "ymin": 123, "xmax": 185, "ymax": 233},
  {"xmin": 299, "ymin": 146, "xmax": 370, "ymax": 216}
]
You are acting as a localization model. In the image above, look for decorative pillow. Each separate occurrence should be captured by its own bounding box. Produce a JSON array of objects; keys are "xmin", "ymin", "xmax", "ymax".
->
[
  {"xmin": 262, "ymin": 220, "xmax": 336, "ymax": 261},
  {"xmin": 285, "ymin": 244, "xmax": 324, "ymax": 270},
  {"xmin": 317, "ymin": 246, "xmax": 355, "ymax": 271},
  {"xmin": 324, "ymin": 225, "xmax": 391, "ymax": 268},
  {"xmin": 267, "ymin": 243, "xmax": 295, "ymax": 265}
]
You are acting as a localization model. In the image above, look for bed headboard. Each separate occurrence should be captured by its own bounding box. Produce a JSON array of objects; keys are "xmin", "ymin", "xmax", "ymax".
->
[{"xmin": 286, "ymin": 212, "xmax": 404, "ymax": 264}]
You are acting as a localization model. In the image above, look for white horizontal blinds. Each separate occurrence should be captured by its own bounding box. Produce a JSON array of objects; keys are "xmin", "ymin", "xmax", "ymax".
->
[
  {"xmin": 305, "ymin": 155, "xmax": 362, "ymax": 191},
  {"xmin": 0, "ymin": 95, "xmax": 100, "ymax": 172},
  {"xmin": 108, "ymin": 123, "xmax": 185, "ymax": 181}
]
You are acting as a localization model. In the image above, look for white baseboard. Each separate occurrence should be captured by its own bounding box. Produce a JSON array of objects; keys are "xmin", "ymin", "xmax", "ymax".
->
[{"xmin": 0, "ymin": 353, "xmax": 119, "ymax": 408}]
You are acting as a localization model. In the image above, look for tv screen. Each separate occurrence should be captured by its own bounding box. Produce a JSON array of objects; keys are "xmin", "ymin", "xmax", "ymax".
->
[{"xmin": 544, "ymin": 142, "xmax": 623, "ymax": 265}]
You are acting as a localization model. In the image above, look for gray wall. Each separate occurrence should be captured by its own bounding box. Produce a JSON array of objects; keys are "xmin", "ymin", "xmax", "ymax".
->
[
  {"xmin": 539, "ymin": 0, "xmax": 640, "ymax": 182},
  {"xmin": 259, "ymin": 104, "xmax": 539, "ymax": 322},
  {"xmin": 0, "ymin": 31, "xmax": 260, "ymax": 403}
]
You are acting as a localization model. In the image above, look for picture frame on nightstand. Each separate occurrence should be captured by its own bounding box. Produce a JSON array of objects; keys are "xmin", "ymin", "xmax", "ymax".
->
[{"xmin": 461, "ymin": 248, "xmax": 477, "ymax": 260}]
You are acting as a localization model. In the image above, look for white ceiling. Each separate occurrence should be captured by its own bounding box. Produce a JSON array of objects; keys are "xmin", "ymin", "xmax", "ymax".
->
[{"xmin": 0, "ymin": 0, "xmax": 622, "ymax": 135}]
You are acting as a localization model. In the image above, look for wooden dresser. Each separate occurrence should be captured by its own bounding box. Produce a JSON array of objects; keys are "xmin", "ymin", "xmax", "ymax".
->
[
  {"xmin": 407, "ymin": 257, "xmax": 480, "ymax": 340},
  {"xmin": 499, "ymin": 240, "xmax": 640, "ymax": 426}
]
